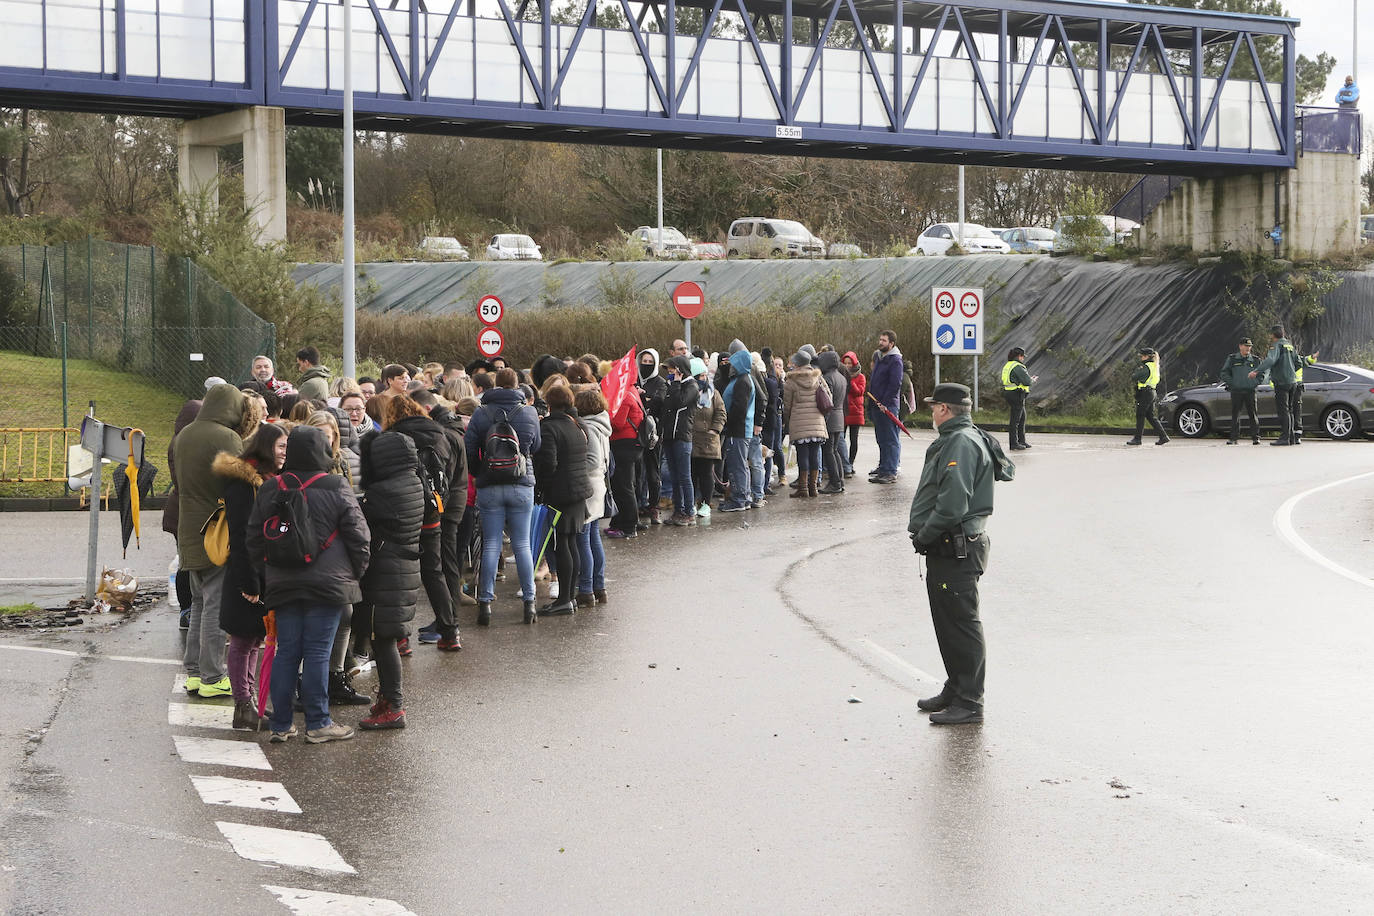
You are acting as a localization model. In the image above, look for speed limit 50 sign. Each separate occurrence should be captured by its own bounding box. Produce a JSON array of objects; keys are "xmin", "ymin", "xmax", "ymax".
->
[{"xmin": 477, "ymin": 294, "xmax": 504, "ymax": 326}]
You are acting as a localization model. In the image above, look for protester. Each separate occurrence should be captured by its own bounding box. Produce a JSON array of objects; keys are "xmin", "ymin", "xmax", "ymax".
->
[
  {"xmin": 783, "ymin": 350, "xmax": 829, "ymax": 498},
  {"xmin": 842, "ymin": 351, "xmax": 866, "ymax": 476},
  {"xmin": 295, "ymin": 346, "xmax": 332, "ymax": 401},
  {"xmin": 689, "ymin": 357, "xmax": 725, "ymax": 519},
  {"xmin": 815, "ymin": 350, "xmax": 848, "ymax": 495},
  {"xmin": 410, "ymin": 388, "xmax": 474, "ymax": 628},
  {"xmin": 606, "ymin": 376, "xmax": 645, "ymax": 539},
  {"xmin": 165, "ymin": 398, "xmax": 202, "ymax": 628},
  {"xmin": 533, "ymin": 385, "xmax": 592, "ymax": 615},
  {"xmin": 574, "ymin": 387, "xmax": 611, "ymax": 606},
  {"xmin": 660, "ymin": 356, "xmax": 699, "ymax": 525},
  {"xmin": 869, "ymin": 330, "xmax": 904, "ymax": 483},
  {"xmin": 718, "ymin": 348, "xmax": 756, "ymax": 512},
  {"xmin": 250, "ymin": 355, "xmax": 296, "ymax": 396}
]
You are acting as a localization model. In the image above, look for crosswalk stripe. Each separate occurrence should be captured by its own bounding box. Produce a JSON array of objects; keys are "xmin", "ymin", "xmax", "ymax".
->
[
  {"xmin": 168, "ymin": 702, "xmax": 236, "ymax": 730},
  {"xmin": 173, "ymin": 735, "xmax": 272, "ymax": 771},
  {"xmin": 190, "ymin": 776, "xmax": 302, "ymax": 814},
  {"xmin": 217, "ymin": 822, "xmax": 355, "ymax": 874},
  {"xmin": 262, "ymin": 885, "xmax": 416, "ymax": 915}
]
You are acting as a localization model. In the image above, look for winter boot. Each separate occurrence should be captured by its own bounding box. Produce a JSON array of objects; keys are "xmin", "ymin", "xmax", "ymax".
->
[
  {"xmin": 523, "ymin": 599, "xmax": 538, "ymax": 625},
  {"xmin": 231, "ymin": 699, "xmax": 261, "ymax": 731},
  {"xmin": 790, "ymin": 477, "xmax": 809, "ymax": 498},
  {"xmin": 477, "ymin": 601, "xmax": 492, "ymax": 626},
  {"xmin": 807, "ymin": 470, "xmax": 820, "ymax": 497},
  {"xmin": 329, "ymin": 670, "xmax": 372, "ymax": 706},
  {"xmin": 360, "ymin": 698, "xmax": 406, "ymax": 730}
]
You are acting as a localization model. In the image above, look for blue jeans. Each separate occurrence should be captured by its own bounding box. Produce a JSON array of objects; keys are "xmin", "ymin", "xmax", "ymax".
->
[
  {"xmin": 269, "ymin": 602, "xmax": 344, "ymax": 732},
  {"xmin": 666, "ymin": 439, "xmax": 694, "ymax": 515},
  {"xmin": 576, "ymin": 521, "xmax": 605, "ymax": 593},
  {"xmin": 747, "ymin": 435, "xmax": 764, "ymax": 502},
  {"xmin": 476, "ymin": 484, "xmax": 535, "ymax": 603},
  {"xmin": 873, "ymin": 409, "xmax": 901, "ymax": 475},
  {"xmin": 721, "ymin": 436, "xmax": 750, "ymax": 508}
]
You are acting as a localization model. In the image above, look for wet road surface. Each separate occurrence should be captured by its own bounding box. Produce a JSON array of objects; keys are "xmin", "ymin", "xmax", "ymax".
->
[{"xmin": 3, "ymin": 432, "xmax": 1373, "ymax": 913}]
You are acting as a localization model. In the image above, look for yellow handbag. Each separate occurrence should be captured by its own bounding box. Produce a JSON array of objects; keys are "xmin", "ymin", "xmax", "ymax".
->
[{"xmin": 200, "ymin": 499, "xmax": 229, "ymax": 566}]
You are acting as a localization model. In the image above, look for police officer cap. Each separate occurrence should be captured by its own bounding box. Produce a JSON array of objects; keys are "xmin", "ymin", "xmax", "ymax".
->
[
  {"xmin": 1238, "ymin": 337, "xmax": 1253, "ymax": 346},
  {"xmin": 923, "ymin": 383, "xmax": 973, "ymax": 407},
  {"xmin": 1137, "ymin": 346, "xmax": 1156, "ymax": 357}
]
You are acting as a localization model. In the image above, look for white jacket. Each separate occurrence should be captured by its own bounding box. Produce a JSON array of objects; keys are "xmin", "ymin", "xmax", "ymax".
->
[{"xmin": 579, "ymin": 410, "xmax": 612, "ymax": 521}]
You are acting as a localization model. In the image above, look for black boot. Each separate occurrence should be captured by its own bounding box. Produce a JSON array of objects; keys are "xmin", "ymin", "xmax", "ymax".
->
[
  {"xmin": 329, "ymin": 670, "xmax": 372, "ymax": 706},
  {"xmin": 477, "ymin": 601, "xmax": 492, "ymax": 627},
  {"xmin": 523, "ymin": 600, "xmax": 538, "ymax": 625}
]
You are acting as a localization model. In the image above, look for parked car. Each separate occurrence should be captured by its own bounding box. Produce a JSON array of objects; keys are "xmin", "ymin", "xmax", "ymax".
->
[
  {"xmin": 827, "ymin": 242, "xmax": 864, "ymax": 259},
  {"xmin": 486, "ymin": 233, "xmax": 542, "ymax": 260},
  {"xmin": 631, "ymin": 226, "xmax": 693, "ymax": 258},
  {"xmin": 1051, "ymin": 214, "xmax": 1139, "ymax": 252},
  {"xmin": 1158, "ymin": 362, "xmax": 1374, "ymax": 441},
  {"xmin": 909, "ymin": 223, "xmax": 1010, "ymax": 256},
  {"xmin": 1000, "ymin": 227, "xmax": 1057, "ymax": 254},
  {"xmin": 1361, "ymin": 213, "xmax": 1374, "ymax": 242},
  {"xmin": 726, "ymin": 218, "xmax": 825, "ymax": 258},
  {"xmin": 692, "ymin": 241, "xmax": 726, "ymax": 260},
  {"xmin": 417, "ymin": 236, "xmax": 470, "ymax": 261}
]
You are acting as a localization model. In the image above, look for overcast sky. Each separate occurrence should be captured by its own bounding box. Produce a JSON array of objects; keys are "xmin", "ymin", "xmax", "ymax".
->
[{"xmin": 1286, "ymin": 0, "xmax": 1366, "ymax": 102}]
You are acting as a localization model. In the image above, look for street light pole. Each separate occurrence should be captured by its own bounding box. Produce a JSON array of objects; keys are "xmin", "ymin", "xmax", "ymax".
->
[
  {"xmin": 957, "ymin": 165, "xmax": 966, "ymax": 248},
  {"xmin": 341, "ymin": 0, "xmax": 356, "ymax": 378},
  {"xmin": 656, "ymin": 148, "xmax": 664, "ymax": 257}
]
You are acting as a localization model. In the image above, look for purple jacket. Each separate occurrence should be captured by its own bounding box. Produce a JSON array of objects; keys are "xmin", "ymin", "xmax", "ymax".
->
[{"xmin": 870, "ymin": 348, "xmax": 904, "ymax": 411}]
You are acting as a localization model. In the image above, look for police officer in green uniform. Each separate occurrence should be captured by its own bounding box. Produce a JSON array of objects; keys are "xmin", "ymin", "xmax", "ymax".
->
[
  {"xmin": 1126, "ymin": 347, "xmax": 1169, "ymax": 446},
  {"xmin": 1290, "ymin": 349, "xmax": 1319, "ymax": 444},
  {"xmin": 908, "ymin": 383, "xmax": 995, "ymax": 726},
  {"xmin": 1249, "ymin": 325, "xmax": 1301, "ymax": 445},
  {"xmin": 1219, "ymin": 337, "xmax": 1264, "ymax": 444},
  {"xmin": 1001, "ymin": 347, "xmax": 1037, "ymax": 451}
]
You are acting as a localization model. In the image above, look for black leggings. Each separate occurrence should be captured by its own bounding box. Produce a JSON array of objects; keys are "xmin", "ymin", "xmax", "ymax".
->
[
  {"xmin": 846, "ymin": 425, "xmax": 861, "ymax": 465},
  {"xmin": 691, "ymin": 456, "xmax": 717, "ymax": 508},
  {"xmin": 372, "ymin": 636, "xmax": 402, "ymax": 706},
  {"xmin": 552, "ymin": 506, "xmax": 584, "ymax": 604},
  {"xmin": 609, "ymin": 440, "xmax": 641, "ymax": 531}
]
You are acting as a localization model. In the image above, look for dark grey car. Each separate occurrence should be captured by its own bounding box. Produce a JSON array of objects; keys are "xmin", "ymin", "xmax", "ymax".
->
[{"xmin": 1158, "ymin": 362, "xmax": 1374, "ymax": 441}]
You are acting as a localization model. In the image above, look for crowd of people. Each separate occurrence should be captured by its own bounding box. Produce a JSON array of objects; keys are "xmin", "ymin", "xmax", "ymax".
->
[{"xmin": 166, "ymin": 334, "xmax": 913, "ymax": 743}]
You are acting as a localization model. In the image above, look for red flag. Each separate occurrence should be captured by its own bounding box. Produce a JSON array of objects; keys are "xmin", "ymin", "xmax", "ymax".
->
[{"xmin": 601, "ymin": 346, "xmax": 637, "ymax": 418}]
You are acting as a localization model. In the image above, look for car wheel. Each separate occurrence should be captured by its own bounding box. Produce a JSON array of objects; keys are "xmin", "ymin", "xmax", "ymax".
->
[
  {"xmin": 913, "ymin": 247, "xmax": 926, "ymax": 256},
  {"xmin": 1322, "ymin": 405, "xmax": 1359, "ymax": 440},
  {"xmin": 727, "ymin": 249, "xmax": 738, "ymax": 258},
  {"xmin": 1173, "ymin": 403, "xmax": 1210, "ymax": 438}
]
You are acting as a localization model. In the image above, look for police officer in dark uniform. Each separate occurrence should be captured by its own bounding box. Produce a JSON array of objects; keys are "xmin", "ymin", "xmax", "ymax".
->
[
  {"xmin": 1126, "ymin": 347, "xmax": 1169, "ymax": 446},
  {"xmin": 908, "ymin": 383, "xmax": 995, "ymax": 726},
  {"xmin": 1249, "ymin": 325, "xmax": 1300, "ymax": 445},
  {"xmin": 1000, "ymin": 347, "xmax": 1036, "ymax": 451},
  {"xmin": 1219, "ymin": 337, "xmax": 1263, "ymax": 444}
]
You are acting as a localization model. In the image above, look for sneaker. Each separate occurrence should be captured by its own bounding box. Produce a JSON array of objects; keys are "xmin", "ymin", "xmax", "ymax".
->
[
  {"xmin": 360, "ymin": 700, "xmax": 406, "ymax": 730},
  {"xmin": 752, "ymin": 498, "xmax": 767, "ymax": 508},
  {"xmin": 178, "ymin": 610, "xmax": 191, "ymax": 631},
  {"xmin": 197, "ymin": 677, "xmax": 232, "ymax": 699},
  {"xmin": 718, "ymin": 503, "xmax": 748, "ymax": 513},
  {"xmin": 269, "ymin": 724, "xmax": 298, "ymax": 743},
  {"xmin": 417, "ymin": 629, "xmax": 441, "ymax": 644},
  {"xmin": 436, "ymin": 633, "xmax": 462, "ymax": 651},
  {"xmin": 604, "ymin": 528, "xmax": 635, "ymax": 539},
  {"xmin": 696, "ymin": 504, "xmax": 711, "ymax": 519},
  {"xmin": 397, "ymin": 637, "xmax": 412, "ymax": 657},
  {"xmin": 183, "ymin": 675, "xmax": 202, "ymax": 694},
  {"xmin": 305, "ymin": 723, "xmax": 356, "ymax": 744},
  {"xmin": 868, "ymin": 474, "xmax": 897, "ymax": 485}
]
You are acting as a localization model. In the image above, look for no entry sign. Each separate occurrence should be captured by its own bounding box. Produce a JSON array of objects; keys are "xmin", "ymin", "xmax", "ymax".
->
[
  {"xmin": 477, "ymin": 294, "xmax": 504, "ymax": 326},
  {"xmin": 672, "ymin": 281, "xmax": 704, "ymax": 320},
  {"xmin": 477, "ymin": 326, "xmax": 505, "ymax": 358}
]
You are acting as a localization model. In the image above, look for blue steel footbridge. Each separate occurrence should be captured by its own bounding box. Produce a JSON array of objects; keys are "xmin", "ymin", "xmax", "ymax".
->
[{"xmin": 0, "ymin": 0, "xmax": 1299, "ymax": 175}]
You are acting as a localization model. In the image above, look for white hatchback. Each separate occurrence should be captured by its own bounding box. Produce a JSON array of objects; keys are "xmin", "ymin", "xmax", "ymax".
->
[
  {"xmin": 486, "ymin": 233, "xmax": 543, "ymax": 260},
  {"xmin": 909, "ymin": 223, "xmax": 1010, "ymax": 256}
]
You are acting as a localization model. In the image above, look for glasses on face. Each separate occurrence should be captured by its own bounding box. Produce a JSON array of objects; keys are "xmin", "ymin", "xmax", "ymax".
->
[{"xmin": 344, "ymin": 406, "xmax": 364, "ymax": 414}]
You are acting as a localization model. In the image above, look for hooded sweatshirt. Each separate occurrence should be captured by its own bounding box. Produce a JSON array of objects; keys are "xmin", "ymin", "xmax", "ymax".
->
[
  {"xmin": 173, "ymin": 384, "xmax": 246, "ymax": 570},
  {"xmin": 359, "ymin": 431, "xmax": 424, "ymax": 638},
  {"xmin": 246, "ymin": 425, "xmax": 371, "ymax": 608},
  {"xmin": 661, "ymin": 355, "xmax": 699, "ymax": 442},
  {"xmin": 297, "ymin": 365, "xmax": 332, "ymax": 402},
  {"xmin": 722, "ymin": 349, "xmax": 756, "ymax": 438},
  {"xmin": 579, "ymin": 409, "xmax": 613, "ymax": 520},
  {"xmin": 870, "ymin": 345, "xmax": 905, "ymax": 411},
  {"xmin": 164, "ymin": 399, "xmax": 202, "ymax": 537},
  {"xmin": 815, "ymin": 351, "xmax": 848, "ymax": 435}
]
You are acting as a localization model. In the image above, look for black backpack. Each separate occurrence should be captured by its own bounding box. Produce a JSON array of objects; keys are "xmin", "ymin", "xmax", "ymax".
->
[
  {"xmin": 972, "ymin": 426, "xmax": 1016, "ymax": 482},
  {"xmin": 632, "ymin": 412, "xmax": 660, "ymax": 451},
  {"xmin": 416, "ymin": 443, "xmax": 449, "ymax": 515},
  {"xmin": 481, "ymin": 405, "xmax": 528, "ymax": 484},
  {"xmin": 261, "ymin": 472, "xmax": 339, "ymax": 567}
]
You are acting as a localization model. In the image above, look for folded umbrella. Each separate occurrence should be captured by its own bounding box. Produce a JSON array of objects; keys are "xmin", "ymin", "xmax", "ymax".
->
[
  {"xmin": 530, "ymin": 503, "xmax": 562, "ymax": 571},
  {"xmin": 256, "ymin": 611, "xmax": 277, "ymax": 722},
  {"xmin": 866, "ymin": 391, "xmax": 914, "ymax": 439}
]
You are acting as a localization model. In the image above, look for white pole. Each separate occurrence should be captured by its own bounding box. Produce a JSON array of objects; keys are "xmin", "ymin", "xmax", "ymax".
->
[
  {"xmin": 341, "ymin": 0, "xmax": 356, "ymax": 378},
  {"xmin": 656, "ymin": 148, "xmax": 664, "ymax": 257},
  {"xmin": 957, "ymin": 165, "xmax": 965, "ymax": 249},
  {"xmin": 1354, "ymin": 0, "xmax": 1359, "ymax": 83}
]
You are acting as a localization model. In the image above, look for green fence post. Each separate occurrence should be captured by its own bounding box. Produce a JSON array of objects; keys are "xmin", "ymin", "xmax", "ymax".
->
[
  {"xmin": 86, "ymin": 235, "xmax": 93, "ymax": 359},
  {"xmin": 62, "ymin": 241, "xmax": 68, "ymax": 324},
  {"xmin": 61, "ymin": 321, "xmax": 69, "ymax": 433},
  {"xmin": 150, "ymin": 245, "xmax": 157, "ymax": 328},
  {"xmin": 122, "ymin": 245, "xmax": 131, "ymax": 358}
]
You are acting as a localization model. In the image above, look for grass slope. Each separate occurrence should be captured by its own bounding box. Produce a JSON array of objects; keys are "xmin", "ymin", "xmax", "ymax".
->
[{"xmin": 0, "ymin": 351, "xmax": 185, "ymax": 496}]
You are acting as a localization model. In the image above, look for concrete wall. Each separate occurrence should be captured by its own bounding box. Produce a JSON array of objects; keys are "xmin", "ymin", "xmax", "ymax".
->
[
  {"xmin": 1139, "ymin": 152, "xmax": 1361, "ymax": 260},
  {"xmin": 177, "ymin": 107, "xmax": 287, "ymax": 243}
]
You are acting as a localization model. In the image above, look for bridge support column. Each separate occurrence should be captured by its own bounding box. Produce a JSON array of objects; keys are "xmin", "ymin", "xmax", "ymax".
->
[{"xmin": 177, "ymin": 107, "xmax": 287, "ymax": 243}]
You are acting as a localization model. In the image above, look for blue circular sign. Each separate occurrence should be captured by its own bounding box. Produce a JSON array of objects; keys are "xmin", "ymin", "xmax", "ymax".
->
[{"xmin": 936, "ymin": 324, "xmax": 956, "ymax": 349}]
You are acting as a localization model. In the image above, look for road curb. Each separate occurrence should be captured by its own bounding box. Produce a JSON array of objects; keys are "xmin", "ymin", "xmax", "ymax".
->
[{"xmin": 0, "ymin": 496, "xmax": 169, "ymax": 513}]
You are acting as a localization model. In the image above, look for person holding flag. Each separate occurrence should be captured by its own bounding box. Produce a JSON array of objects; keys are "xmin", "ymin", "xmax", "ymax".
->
[{"xmin": 603, "ymin": 347, "xmax": 645, "ymax": 538}]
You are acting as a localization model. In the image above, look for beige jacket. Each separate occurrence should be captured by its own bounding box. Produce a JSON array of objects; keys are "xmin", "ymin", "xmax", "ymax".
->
[{"xmin": 783, "ymin": 366, "xmax": 829, "ymax": 442}]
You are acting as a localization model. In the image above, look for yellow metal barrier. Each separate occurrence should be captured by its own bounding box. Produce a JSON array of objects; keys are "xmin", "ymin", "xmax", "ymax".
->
[{"xmin": 0, "ymin": 427, "xmax": 110, "ymax": 504}]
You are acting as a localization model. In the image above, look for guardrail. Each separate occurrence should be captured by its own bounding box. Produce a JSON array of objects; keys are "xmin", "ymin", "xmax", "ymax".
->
[{"xmin": 0, "ymin": 427, "xmax": 108, "ymax": 505}]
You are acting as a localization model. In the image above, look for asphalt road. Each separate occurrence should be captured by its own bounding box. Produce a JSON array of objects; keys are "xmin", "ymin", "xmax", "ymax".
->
[{"xmin": 3, "ymin": 432, "xmax": 1373, "ymax": 914}]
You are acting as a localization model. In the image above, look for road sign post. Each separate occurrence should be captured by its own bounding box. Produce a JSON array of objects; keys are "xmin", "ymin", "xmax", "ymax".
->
[
  {"xmin": 671, "ymin": 280, "xmax": 704, "ymax": 350},
  {"xmin": 931, "ymin": 286, "xmax": 984, "ymax": 411}
]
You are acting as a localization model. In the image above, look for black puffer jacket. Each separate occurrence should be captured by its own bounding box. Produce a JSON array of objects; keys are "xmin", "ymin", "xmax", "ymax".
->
[
  {"xmin": 389, "ymin": 413, "xmax": 454, "ymax": 527},
  {"xmin": 359, "ymin": 431, "xmax": 423, "ymax": 639},
  {"xmin": 214, "ymin": 452, "xmax": 272, "ymax": 639},
  {"xmin": 661, "ymin": 357, "xmax": 699, "ymax": 442},
  {"xmin": 533, "ymin": 408, "xmax": 593, "ymax": 510},
  {"xmin": 428, "ymin": 403, "xmax": 469, "ymax": 512},
  {"xmin": 246, "ymin": 426, "xmax": 371, "ymax": 608}
]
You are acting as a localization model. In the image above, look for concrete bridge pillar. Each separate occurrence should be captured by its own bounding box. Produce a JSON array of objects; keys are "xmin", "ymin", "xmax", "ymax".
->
[{"xmin": 177, "ymin": 107, "xmax": 288, "ymax": 243}]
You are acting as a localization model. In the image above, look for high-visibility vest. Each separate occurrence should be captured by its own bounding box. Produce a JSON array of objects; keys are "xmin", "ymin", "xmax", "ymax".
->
[
  {"xmin": 1137, "ymin": 360, "xmax": 1161, "ymax": 389},
  {"xmin": 1001, "ymin": 361, "xmax": 1029, "ymax": 392}
]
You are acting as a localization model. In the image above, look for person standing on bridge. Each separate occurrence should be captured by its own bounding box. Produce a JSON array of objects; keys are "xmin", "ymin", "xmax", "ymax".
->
[
  {"xmin": 1126, "ymin": 348, "xmax": 1169, "ymax": 446},
  {"xmin": 1337, "ymin": 75, "xmax": 1360, "ymax": 109},
  {"xmin": 909, "ymin": 383, "xmax": 996, "ymax": 726},
  {"xmin": 1219, "ymin": 337, "xmax": 1263, "ymax": 444},
  {"xmin": 1249, "ymin": 325, "xmax": 1300, "ymax": 446},
  {"xmin": 1000, "ymin": 347, "xmax": 1036, "ymax": 451}
]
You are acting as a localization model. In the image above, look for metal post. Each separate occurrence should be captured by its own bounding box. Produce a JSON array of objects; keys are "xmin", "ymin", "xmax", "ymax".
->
[
  {"xmin": 84, "ymin": 401, "xmax": 100, "ymax": 599},
  {"xmin": 1355, "ymin": 0, "xmax": 1360, "ymax": 83},
  {"xmin": 341, "ymin": 0, "xmax": 357, "ymax": 378},
  {"xmin": 684, "ymin": 318, "xmax": 691, "ymax": 351},
  {"xmin": 62, "ymin": 241, "xmax": 68, "ymax": 323},
  {"xmin": 972, "ymin": 355, "xmax": 978, "ymax": 413},
  {"xmin": 86, "ymin": 235, "xmax": 93, "ymax": 358},
  {"xmin": 123, "ymin": 247, "xmax": 131, "ymax": 356},
  {"xmin": 656, "ymin": 148, "xmax": 664, "ymax": 258},
  {"xmin": 935, "ymin": 353, "xmax": 940, "ymax": 386},
  {"xmin": 61, "ymin": 322, "xmax": 68, "ymax": 432},
  {"xmin": 957, "ymin": 165, "xmax": 965, "ymax": 249}
]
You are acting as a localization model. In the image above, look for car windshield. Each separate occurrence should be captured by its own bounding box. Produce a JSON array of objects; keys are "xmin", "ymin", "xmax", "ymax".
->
[
  {"xmin": 1027, "ymin": 228, "xmax": 1057, "ymax": 241},
  {"xmin": 649, "ymin": 228, "xmax": 688, "ymax": 244},
  {"xmin": 771, "ymin": 220, "xmax": 811, "ymax": 238},
  {"xmin": 500, "ymin": 235, "xmax": 536, "ymax": 247},
  {"xmin": 956, "ymin": 225, "xmax": 995, "ymax": 239}
]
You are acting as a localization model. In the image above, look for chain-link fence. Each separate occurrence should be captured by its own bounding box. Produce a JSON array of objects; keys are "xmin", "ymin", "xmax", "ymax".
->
[{"xmin": 0, "ymin": 240, "xmax": 276, "ymax": 398}]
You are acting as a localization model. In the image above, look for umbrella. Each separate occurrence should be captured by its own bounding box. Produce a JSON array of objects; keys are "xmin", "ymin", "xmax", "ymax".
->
[
  {"xmin": 529, "ymin": 503, "xmax": 563, "ymax": 571},
  {"xmin": 256, "ymin": 611, "xmax": 277, "ymax": 723},
  {"xmin": 114, "ymin": 455, "xmax": 157, "ymax": 558},
  {"xmin": 866, "ymin": 391, "xmax": 914, "ymax": 439}
]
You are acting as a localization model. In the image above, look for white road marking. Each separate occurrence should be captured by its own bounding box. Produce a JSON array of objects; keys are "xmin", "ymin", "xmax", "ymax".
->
[
  {"xmin": 173, "ymin": 735, "xmax": 272, "ymax": 771},
  {"xmin": 191, "ymin": 776, "xmax": 302, "ymax": 814},
  {"xmin": 263, "ymin": 886, "xmax": 416, "ymax": 915},
  {"xmin": 858, "ymin": 639, "xmax": 941, "ymax": 686},
  {"xmin": 217, "ymin": 822, "xmax": 356, "ymax": 874},
  {"xmin": 0, "ymin": 644, "xmax": 178, "ymax": 665},
  {"xmin": 168, "ymin": 702, "xmax": 236, "ymax": 730},
  {"xmin": 1273, "ymin": 470, "xmax": 1374, "ymax": 590}
]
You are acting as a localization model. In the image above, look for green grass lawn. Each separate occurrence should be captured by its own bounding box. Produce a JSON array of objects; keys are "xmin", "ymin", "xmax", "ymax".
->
[{"xmin": 0, "ymin": 351, "xmax": 185, "ymax": 497}]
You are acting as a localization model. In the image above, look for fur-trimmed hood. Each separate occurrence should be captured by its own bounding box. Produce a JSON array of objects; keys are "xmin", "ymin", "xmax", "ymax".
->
[{"xmin": 212, "ymin": 451, "xmax": 265, "ymax": 488}]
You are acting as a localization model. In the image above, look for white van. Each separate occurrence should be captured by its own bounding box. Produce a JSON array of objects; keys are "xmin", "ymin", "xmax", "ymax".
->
[{"xmin": 726, "ymin": 218, "xmax": 825, "ymax": 258}]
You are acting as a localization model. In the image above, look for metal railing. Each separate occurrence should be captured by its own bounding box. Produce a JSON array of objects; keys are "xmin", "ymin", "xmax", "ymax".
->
[
  {"xmin": 0, "ymin": 427, "xmax": 76, "ymax": 483},
  {"xmin": 1296, "ymin": 106, "xmax": 1363, "ymax": 156}
]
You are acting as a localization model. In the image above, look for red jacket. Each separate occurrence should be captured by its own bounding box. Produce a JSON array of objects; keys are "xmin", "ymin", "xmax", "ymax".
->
[
  {"xmin": 610, "ymin": 386, "xmax": 645, "ymax": 442},
  {"xmin": 843, "ymin": 352, "xmax": 867, "ymax": 426}
]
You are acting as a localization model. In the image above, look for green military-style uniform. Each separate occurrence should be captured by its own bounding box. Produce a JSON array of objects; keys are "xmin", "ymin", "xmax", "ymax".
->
[
  {"xmin": 1219, "ymin": 347, "xmax": 1264, "ymax": 443},
  {"xmin": 1001, "ymin": 358, "xmax": 1033, "ymax": 450},
  {"xmin": 1254, "ymin": 333, "xmax": 1300, "ymax": 444},
  {"xmin": 1291, "ymin": 353, "xmax": 1317, "ymax": 442},
  {"xmin": 908, "ymin": 404, "xmax": 995, "ymax": 717},
  {"xmin": 1127, "ymin": 350, "xmax": 1169, "ymax": 445}
]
